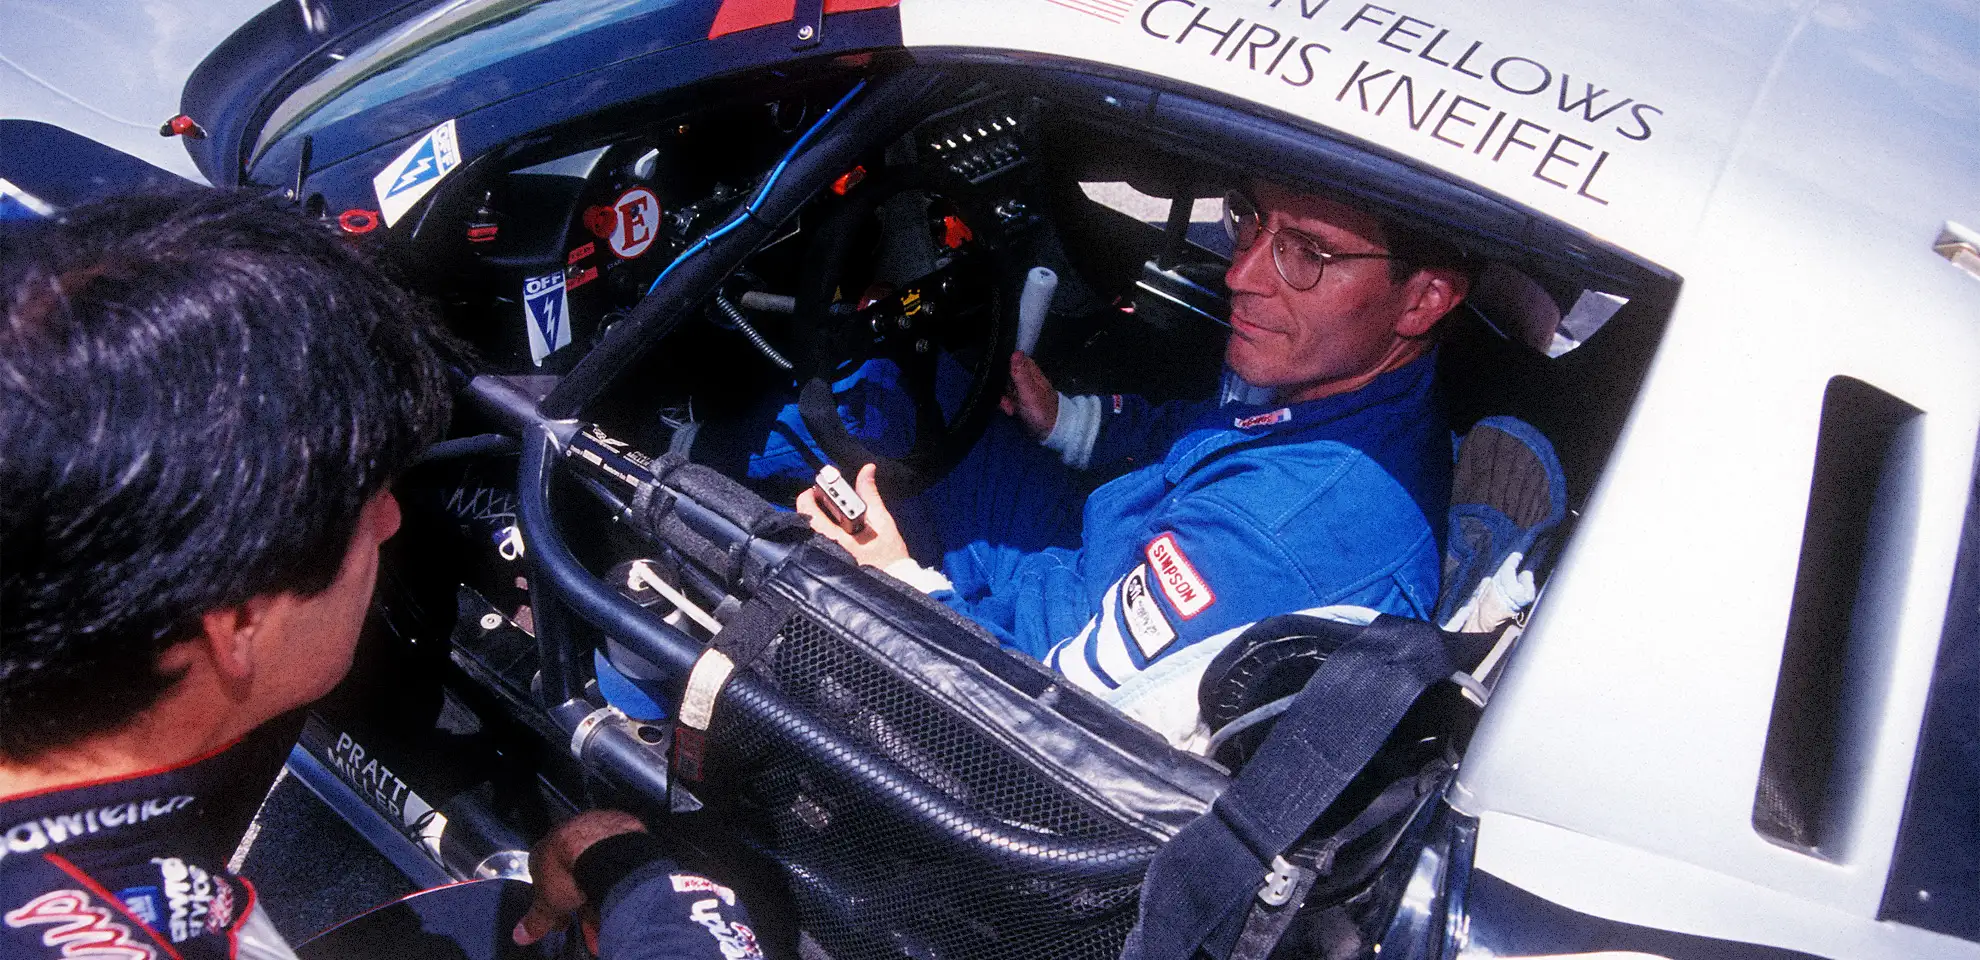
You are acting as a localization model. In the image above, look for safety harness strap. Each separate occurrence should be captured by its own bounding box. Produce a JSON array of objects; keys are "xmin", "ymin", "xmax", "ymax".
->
[{"xmin": 1120, "ymin": 615, "xmax": 1458, "ymax": 960}]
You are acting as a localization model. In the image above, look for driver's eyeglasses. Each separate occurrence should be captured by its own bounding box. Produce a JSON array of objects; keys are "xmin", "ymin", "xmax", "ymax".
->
[{"xmin": 1222, "ymin": 191, "xmax": 1402, "ymax": 291}]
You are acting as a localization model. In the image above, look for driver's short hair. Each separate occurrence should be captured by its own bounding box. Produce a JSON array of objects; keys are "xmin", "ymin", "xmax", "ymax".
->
[
  {"xmin": 1380, "ymin": 218, "xmax": 1476, "ymax": 286},
  {"xmin": 0, "ymin": 190, "xmax": 452, "ymax": 762}
]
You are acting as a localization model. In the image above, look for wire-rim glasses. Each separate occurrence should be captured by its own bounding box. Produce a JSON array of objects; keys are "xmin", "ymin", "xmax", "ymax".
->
[{"xmin": 1222, "ymin": 191, "xmax": 1401, "ymax": 291}]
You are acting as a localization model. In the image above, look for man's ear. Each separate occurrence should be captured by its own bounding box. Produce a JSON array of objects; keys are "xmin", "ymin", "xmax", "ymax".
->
[
  {"xmin": 1395, "ymin": 267, "xmax": 1471, "ymax": 339},
  {"xmin": 195, "ymin": 595, "xmax": 285, "ymax": 686}
]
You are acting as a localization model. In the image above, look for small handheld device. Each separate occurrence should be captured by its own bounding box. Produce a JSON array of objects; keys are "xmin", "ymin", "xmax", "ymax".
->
[{"xmin": 812, "ymin": 464, "xmax": 868, "ymax": 533}]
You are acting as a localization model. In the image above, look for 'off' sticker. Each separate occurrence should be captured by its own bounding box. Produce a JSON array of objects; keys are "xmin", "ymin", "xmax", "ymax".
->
[
  {"xmin": 608, "ymin": 187, "xmax": 661, "ymax": 259},
  {"xmin": 523, "ymin": 271, "xmax": 570, "ymax": 366},
  {"xmin": 371, "ymin": 119, "xmax": 462, "ymax": 227}
]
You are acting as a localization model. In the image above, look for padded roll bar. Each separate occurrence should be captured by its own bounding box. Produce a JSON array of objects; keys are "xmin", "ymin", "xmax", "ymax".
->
[{"xmin": 515, "ymin": 429, "xmax": 1160, "ymax": 876}]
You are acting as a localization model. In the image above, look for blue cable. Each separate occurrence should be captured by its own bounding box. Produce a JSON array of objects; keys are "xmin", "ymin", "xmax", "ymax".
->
[{"xmin": 645, "ymin": 80, "xmax": 869, "ymax": 297}]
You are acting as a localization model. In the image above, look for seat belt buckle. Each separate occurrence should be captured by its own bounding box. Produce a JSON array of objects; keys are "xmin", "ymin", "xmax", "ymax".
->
[{"xmin": 1258, "ymin": 855, "xmax": 1298, "ymax": 907}]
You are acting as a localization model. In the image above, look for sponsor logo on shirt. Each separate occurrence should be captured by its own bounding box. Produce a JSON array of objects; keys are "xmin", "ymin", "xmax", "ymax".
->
[
  {"xmin": 1110, "ymin": 394, "xmax": 1124, "ymax": 414},
  {"xmin": 689, "ymin": 898, "xmax": 762, "ymax": 960},
  {"xmin": 116, "ymin": 888, "xmax": 159, "ymax": 927},
  {"xmin": 151, "ymin": 857, "xmax": 233, "ymax": 942},
  {"xmin": 1233, "ymin": 407, "xmax": 1291, "ymax": 429},
  {"xmin": 670, "ymin": 874, "xmax": 737, "ymax": 906},
  {"xmin": 5, "ymin": 890, "xmax": 156, "ymax": 959},
  {"xmin": 1119, "ymin": 565, "xmax": 1178, "ymax": 659},
  {"xmin": 1145, "ymin": 533, "xmax": 1215, "ymax": 619},
  {"xmin": 0, "ymin": 797, "xmax": 195, "ymax": 862}
]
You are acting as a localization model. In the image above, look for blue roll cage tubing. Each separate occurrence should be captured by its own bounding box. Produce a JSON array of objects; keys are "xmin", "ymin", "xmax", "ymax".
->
[{"xmin": 643, "ymin": 79, "xmax": 867, "ymax": 299}]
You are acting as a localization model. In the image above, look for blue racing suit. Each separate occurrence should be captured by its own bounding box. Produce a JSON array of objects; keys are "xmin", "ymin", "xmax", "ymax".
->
[
  {"xmin": 927, "ymin": 355, "xmax": 1449, "ymax": 694},
  {"xmin": 742, "ymin": 353, "xmax": 1450, "ymax": 696}
]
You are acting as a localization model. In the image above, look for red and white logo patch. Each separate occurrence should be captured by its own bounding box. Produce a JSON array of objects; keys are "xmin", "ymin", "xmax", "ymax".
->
[
  {"xmin": 1144, "ymin": 533, "xmax": 1214, "ymax": 619},
  {"xmin": 671, "ymin": 873, "xmax": 737, "ymax": 906},
  {"xmin": 6, "ymin": 890, "xmax": 156, "ymax": 960},
  {"xmin": 609, "ymin": 187, "xmax": 661, "ymax": 259},
  {"xmin": 1233, "ymin": 407, "xmax": 1291, "ymax": 429}
]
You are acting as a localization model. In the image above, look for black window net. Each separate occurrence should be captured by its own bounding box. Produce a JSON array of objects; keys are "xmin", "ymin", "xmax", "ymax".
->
[{"xmin": 701, "ymin": 610, "xmax": 1165, "ymax": 960}]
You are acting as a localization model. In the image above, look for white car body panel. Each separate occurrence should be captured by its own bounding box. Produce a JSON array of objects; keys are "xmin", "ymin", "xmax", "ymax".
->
[
  {"xmin": 0, "ymin": 0, "xmax": 270, "ymax": 181},
  {"xmin": 902, "ymin": 0, "xmax": 1980, "ymax": 953},
  {"xmin": 1473, "ymin": 810, "xmax": 1980, "ymax": 958}
]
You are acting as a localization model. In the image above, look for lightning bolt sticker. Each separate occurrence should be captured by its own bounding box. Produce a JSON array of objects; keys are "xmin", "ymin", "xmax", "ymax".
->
[
  {"xmin": 522, "ymin": 271, "xmax": 570, "ymax": 366},
  {"xmin": 371, "ymin": 119, "xmax": 462, "ymax": 227},
  {"xmin": 391, "ymin": 156, "xmax": 434, "ymax": 194}
]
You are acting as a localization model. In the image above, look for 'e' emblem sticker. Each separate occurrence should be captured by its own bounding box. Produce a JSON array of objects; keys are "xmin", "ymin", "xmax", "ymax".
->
[{"xmin": 608, "ymin": 187, "xmax": 660, "ymax": 259}]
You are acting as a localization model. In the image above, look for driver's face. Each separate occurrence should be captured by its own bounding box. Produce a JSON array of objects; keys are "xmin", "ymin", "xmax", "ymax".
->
[{"xmin": 1223, "ymin": 182, "xmax": 1424, "ymax": 403}]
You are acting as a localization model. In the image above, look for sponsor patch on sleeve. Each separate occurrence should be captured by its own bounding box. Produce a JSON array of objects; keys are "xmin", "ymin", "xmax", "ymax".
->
[
  {"xmin": 1144, "ymin": 533, "xmax": 1214, "ymax": 619},
  {"xmin": 670, "ymin": 873, "xmax": 738, "ymax": 906},
  {"xmin": 1233, "ymin": 407, "xmax": 1291, "ymax": 429},
  {"xmin": 522, "ymin": 271, "xmax": 571, "ymax": 366},
  {"xmin": 1118, "ymin": 564, "xmax": 1177, "ymax": 659},
  {"xmin": 372, "ymin": 119, "xmax": 462, "ymax": 227}
]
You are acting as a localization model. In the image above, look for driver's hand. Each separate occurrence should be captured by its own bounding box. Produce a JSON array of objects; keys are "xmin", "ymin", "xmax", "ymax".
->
[
  {"xmin": 796, "ymin": 463, "xmax": 911, "ymax": 569},
  {"xmin": 513, "ymin": 809, "xmax": 647, "ymax": 950},
  {"xmin": 1001, "ymin": 351, "xmax": 1060, "ymax": 439}
]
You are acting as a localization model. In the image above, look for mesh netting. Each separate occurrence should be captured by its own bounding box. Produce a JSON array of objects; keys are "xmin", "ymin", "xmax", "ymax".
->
[{"xmin": 701, "ymin": 613, "xmax": 1160, "ymax": 960}]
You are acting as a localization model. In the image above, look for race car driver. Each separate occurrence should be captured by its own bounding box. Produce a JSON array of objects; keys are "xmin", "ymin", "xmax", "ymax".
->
[
  {"xmin": 0, "ymin": 191, "xmax": 759, "ymax": 960},
  {"xmin": 795, "ymin": 181, "xmax": 1473, "ymax": 695}
]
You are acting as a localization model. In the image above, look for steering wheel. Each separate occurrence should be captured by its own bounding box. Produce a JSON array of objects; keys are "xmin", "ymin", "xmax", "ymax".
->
[{"xmin": 792, "ymin": 170, "xmax": 1019, "ymax": 499}]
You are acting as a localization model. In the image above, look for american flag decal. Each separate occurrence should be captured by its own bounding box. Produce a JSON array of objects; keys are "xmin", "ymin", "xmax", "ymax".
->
[{"xmin": 1044, "ymin": 0, "xmax": 1131, "ymax": 23}]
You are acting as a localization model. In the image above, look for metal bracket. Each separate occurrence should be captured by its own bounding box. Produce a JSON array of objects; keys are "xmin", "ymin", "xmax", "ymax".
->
[{"xmin": 792, "ymin": 0, "xmax": 824, "ymax": 49}]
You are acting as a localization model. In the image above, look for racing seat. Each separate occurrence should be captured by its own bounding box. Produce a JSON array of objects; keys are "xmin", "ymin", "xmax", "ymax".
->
[{"xmin": 1126, "ymin": 415, "xmax": 1568, "ymax": 959}]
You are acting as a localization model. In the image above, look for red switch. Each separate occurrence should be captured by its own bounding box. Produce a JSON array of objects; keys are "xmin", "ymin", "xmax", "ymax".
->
[
  {"xmin": 832, "ymin": 165, "xmax": 868, "ymax": 195},
  {"xmin": 941, "ymin": 214, "xmax": 974, "ymax": 249}
]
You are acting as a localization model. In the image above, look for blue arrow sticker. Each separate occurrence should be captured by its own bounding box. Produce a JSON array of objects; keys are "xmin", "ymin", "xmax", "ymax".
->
[
  {"xmin": 371, "ymin": 120, "xmax": 462, "ymax": 227},
  {"xmin": 523, "ymin": 271, "xmax": 570, "ymax": 366}
]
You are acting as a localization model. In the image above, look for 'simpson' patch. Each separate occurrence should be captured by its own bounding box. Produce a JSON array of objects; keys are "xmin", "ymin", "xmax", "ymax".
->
[{"xmin": 1145, "ymin": 533, "xmax": 1214, "ymax": 619}]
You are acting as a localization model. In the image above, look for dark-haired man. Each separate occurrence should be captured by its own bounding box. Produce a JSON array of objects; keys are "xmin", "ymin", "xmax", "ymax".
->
[
  {"xmin": 798, "ymin": 181, "xmax": 1472, "ymax": 697},
  {"xmin": 0, "ymin": 191, "xmax": 451, "ymax": 958},
  {"xmin": 0, "ymin": 193, "xmax": 760, "ymax": 960}
]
